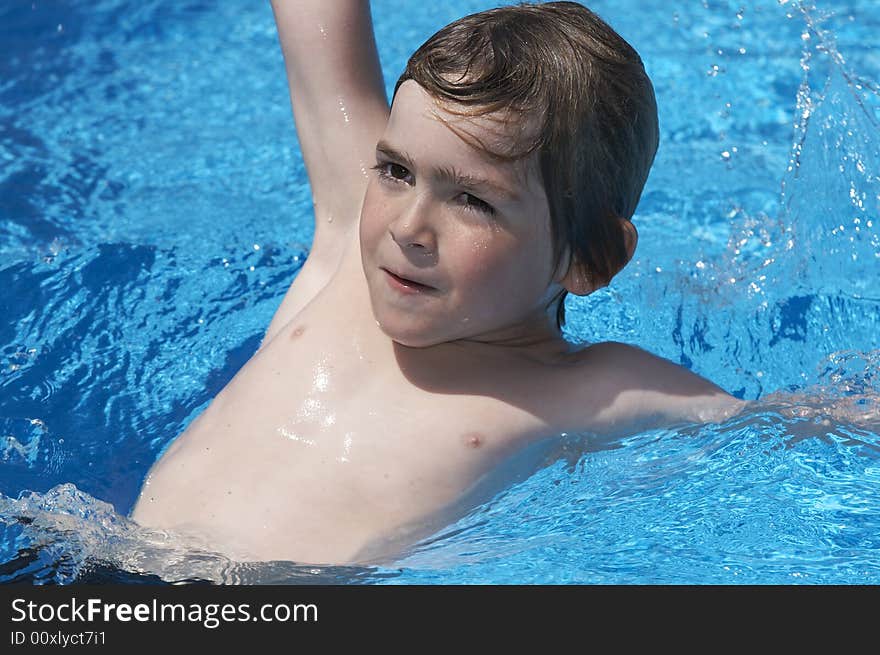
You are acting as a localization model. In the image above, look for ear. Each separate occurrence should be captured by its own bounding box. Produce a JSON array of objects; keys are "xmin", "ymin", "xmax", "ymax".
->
[
  {"xmin": 558, "ymin": 218, "xmax": 639, "ymax": 296},
  {"xmin": 620, "ymin": 218, "xmax": 638, "ymax": 265}
]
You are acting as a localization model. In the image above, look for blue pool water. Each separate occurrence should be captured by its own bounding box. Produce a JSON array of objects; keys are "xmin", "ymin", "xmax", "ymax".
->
[{"xmin": 1, "ymin": 0, "xmax": 879, "ymax": 584}]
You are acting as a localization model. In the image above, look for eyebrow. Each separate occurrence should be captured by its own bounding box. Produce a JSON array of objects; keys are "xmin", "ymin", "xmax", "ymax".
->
[{"xmin": 375, "ymin": 140, "xmax": 521, "ymax": 203}]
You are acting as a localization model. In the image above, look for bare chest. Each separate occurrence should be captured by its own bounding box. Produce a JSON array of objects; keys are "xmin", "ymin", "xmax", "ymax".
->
[
  {"xmin": 134, "ymin": 249, "xmax": 561, "ymax": 562},
  {"xmin": 198, "ymin": 253, "xmax": 548, "ymax": 466}
]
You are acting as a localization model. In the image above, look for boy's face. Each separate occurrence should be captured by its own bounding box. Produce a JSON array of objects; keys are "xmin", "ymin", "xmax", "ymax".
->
[{"xmin": 360, "ymin": 80, "xmax": 566, "ymax": 348}]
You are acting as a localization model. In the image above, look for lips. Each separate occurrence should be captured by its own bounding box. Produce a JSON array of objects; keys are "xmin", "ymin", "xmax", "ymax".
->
[{"xmin": 381, "ymin": 267, "xmax": 436, "ymax": 291}]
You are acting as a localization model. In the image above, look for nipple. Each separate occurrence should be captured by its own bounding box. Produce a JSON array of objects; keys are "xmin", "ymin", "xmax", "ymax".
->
[
  {"xmin": 462, "ymin": 431, "xmax": 485, "ymax": 449},
  {"xmin": 290, "ymin": 325, "xmax": 306, "ymax": 340}
]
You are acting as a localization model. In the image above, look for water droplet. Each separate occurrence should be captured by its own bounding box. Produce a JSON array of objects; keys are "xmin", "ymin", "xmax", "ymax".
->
[{"xmin": 337, "ymin": 96, "xmax": 351, "ymax": 123}]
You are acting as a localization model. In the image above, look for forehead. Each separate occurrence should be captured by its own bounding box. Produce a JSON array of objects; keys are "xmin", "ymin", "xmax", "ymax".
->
[{"xmin": 386, "ymin": 80, "xmax": 543, "ymax": 190}]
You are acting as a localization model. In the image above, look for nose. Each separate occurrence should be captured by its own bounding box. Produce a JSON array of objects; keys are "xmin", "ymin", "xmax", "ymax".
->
[{"xmin": 388, "ymin": 196, "xmax": 437, "ymax": 255}]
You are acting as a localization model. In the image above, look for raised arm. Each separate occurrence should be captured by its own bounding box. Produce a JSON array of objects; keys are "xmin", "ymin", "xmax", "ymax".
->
[
  {"xmin": 270, "ymin": 0, "xmax": 388, "ymax": 232},
  {"xmin": 261, "ymin": 1, "xmax": 390, "ymax": 347}
]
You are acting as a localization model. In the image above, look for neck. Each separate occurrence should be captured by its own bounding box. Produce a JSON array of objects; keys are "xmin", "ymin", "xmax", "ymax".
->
[{"xmin": 449, "ymin": 304, "xmax": 574, "ymax": 362}]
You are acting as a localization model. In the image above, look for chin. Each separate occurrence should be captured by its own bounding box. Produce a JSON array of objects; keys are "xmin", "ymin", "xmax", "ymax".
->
[
  {"xmin": 379, "ymin": 323, "xmax": 440, "ymax": 348},
  {"xmin": 373, "ymin": 310, "xmax": 445, "ymax": 348}
]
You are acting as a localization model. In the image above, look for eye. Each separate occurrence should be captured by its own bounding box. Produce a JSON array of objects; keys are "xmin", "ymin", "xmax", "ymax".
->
[
  {"xmin": 459, "ymin": 193, "xmax": 495, "ymax": 216},
  {"xmin": 371, "ymin": 161, "xmax": 412, "ymax": 185},
  {"xmin": 371, "ymin": 159, "xmax": 496, "ymax": 216}
]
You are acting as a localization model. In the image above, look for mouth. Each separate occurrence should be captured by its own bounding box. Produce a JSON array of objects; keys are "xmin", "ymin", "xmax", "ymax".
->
[{"xmin": 381, "ymin": 267, "xmax": 437, "ymax": 293}]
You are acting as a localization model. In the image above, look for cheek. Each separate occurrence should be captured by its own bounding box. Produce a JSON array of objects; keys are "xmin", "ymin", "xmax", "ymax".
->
[
  {"xmin": 452, "ymin": 227, "xmax": 554, "ymax": 305},
  {"xmin": 359, "ymin": 184, "xmax": 386, "ymax": 251},
  {"xmin": 460, "ymin": 231, "xmax": 497, "ymax": 275},
  {"xmin": 454, "ymin": 231, "xmax": 523, "ymax": 291}
]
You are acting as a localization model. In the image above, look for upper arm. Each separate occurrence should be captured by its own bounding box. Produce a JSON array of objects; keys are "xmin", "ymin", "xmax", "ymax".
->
[
  {"xmin": 574, "ymin": 341, "xmax": 747, "ymax": 436},
  {"xmin": 270, "ymin": 0, "xmax": 390, "ymax": 238}
]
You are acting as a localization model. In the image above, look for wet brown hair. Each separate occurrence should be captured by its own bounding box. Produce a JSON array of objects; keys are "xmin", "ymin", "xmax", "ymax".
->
[{"xmin": 392, "ymin": 1, "xmax": 659, "ymax": 328}]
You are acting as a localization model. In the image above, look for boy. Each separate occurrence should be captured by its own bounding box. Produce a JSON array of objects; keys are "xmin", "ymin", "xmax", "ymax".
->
[{"xmin": 130, "ymin": 1, "xmax": 746, "ymax": 565}]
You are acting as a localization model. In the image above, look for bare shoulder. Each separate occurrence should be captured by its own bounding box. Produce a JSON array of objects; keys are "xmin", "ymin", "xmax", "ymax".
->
[{"xmin": 557, "ymin": 341, "xmax": 747, "ymax": 437}]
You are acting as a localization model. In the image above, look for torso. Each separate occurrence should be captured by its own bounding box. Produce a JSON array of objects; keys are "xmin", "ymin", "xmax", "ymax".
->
[{"xmin": 131, "ymin": 228, "xmax": 591, "ymax": 565}]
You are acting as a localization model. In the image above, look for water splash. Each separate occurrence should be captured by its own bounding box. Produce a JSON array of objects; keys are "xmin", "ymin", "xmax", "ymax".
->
[
  {"xmin": 776, "ymin": 1, "xmax": 880, "ymax": 296},
  {"xmin": 0, "ymin": 483, "xmax": 393, "ymax": 584},
  {"xmin": 600, "ymin": 0, "xmax": 880, "ymax": 399}
]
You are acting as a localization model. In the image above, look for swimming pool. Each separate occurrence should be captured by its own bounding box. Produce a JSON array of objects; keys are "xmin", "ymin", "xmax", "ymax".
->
[{"xmin": 1, "ymin": 0, "xmax": 878, "ymax": 583}]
